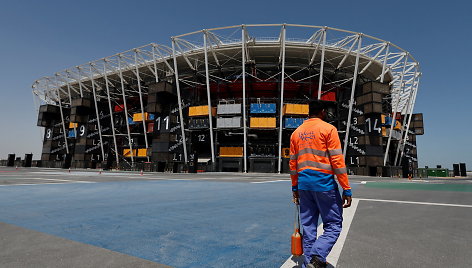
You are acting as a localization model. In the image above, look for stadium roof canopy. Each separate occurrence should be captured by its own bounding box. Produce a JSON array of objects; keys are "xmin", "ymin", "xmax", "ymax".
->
[{"xmin": 32, "ymin": 24, "xmax": 420, "ymax": 114}]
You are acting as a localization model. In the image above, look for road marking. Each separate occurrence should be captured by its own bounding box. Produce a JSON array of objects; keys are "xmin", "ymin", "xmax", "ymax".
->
[
  {"xmin": 0, "ymin": 181, "xmax": 96, "ymax": 187},
  {"xmin": 251, "ymin": 180, "xmax": 290, "ymax": 184},
  {"xmin": 280, "ymin": 199, "xmax": 359, "ymax": 268},
  {"xmin": 357, "ymin": 198, "xmax": 472, "ymax": 208},
  {"xmin": 319, "ymin": 199, "xmax": 359, "ymax": 266}
]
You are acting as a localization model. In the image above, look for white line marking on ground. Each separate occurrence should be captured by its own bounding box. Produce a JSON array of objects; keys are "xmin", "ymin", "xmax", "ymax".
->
[
  {"xmin": 0, "ymin": 181, "xmax": 96, "ymax": 187},
  {"xmin": 358, "ymin": 198, "xmax": 472, "ymax": 208},
  {"xmin": 251, "ymin": 179, "xmax": 290, "ymax": 184},
  {"xmin": 318, "ymin": 199, "xmax": 359, "ymax": 266},
  {"xmin": 281, "ymin": 199, "xmax": 360, "ymax": 268},
  {"xmin": 280, "ymin": 255, "xmax": 304, "ymax": 268},
  {"xmin": 27, "ymin": 178, "xmax": 94, "ymax": 183}
]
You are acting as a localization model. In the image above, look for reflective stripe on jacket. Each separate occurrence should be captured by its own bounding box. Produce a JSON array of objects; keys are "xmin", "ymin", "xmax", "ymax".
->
[{"xmin": 289, "ymin": 118, "xmax": 351, "ymax": 193}]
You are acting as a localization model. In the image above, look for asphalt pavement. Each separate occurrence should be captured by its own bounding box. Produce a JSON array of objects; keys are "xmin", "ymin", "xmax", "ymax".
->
[{"xmin": 0, "ymin": 167, "xmax": 471, "ymax": 267}]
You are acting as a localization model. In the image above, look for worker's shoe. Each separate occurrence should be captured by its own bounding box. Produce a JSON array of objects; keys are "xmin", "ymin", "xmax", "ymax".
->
[{"xmin": 307, "ymin": 255, "xmax": 327, "ymax": 268}]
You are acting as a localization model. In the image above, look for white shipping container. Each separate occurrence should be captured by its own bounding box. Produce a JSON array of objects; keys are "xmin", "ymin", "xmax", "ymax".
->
[{"xmin": 217, "ymin": 104, "xmax": 241, "ymax": 115}]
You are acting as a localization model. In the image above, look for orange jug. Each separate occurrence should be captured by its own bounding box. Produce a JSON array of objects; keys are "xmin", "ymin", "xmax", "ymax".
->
[{"xmin": 291, "ymin": 204, "xmax": 303, "ymax": 256}]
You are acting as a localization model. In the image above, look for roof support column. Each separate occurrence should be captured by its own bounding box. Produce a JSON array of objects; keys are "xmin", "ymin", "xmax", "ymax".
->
[
  {"xmin": 203, "ymin": 31, "xmax": 216, "ymax": 165},
  {"xmin": 118, "ymin": 56, "xmax": 135, "ymax": 166},
  {"xmin": 241, "ymin": 25, "xmax": 248, "ymax": 173},
  {"xmin": 317, "ymin": 27, "xmax": 327, "ymax": 100},
  {"xmin": 51, "ymin": 78, "xmax": 69, "ymax": 155},
  {"xmin": 134, "ymin": 50, "xmax": 150, "ymax": 162},
  {"xmin": 342, "ymin": 34, "xmax": 362, "ymax": 158},
  {"xmin": 171, "ymin": 38, "xmax": 189, "ymax": 164},
  {"xmin": 383, "ymin": 54, "xmax": 409, "ymax": 166},
  {"xmin": 89, "ymin": 65, "xmax": 106, "ymax": 162},
  {"xmin": 398, "ymin": 75, "xmax": 420, "ymax": 165},
  {"xmin": 380, "ymin": 43, "xmax": 390, "ymax": 83},
  {"xmin": 103, "ymin": 60, "xmax": 120, "ymax": 166},
  {"xmin": 394, "ymin": 69, "xmax": 418, "ymax": 166},
  {"xmin": 277, "ymin": 24, "xmax": 287, "ymax": 174},
  {"xmin": 151, "ymin": 46, "xmax": 159, "ymax": 83}
]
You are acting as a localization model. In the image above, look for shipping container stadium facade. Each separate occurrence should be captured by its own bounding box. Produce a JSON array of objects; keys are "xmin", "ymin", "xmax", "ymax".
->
[{"xmin": 32, "ymin": 24, "xmax": 424, "ymax": 176}]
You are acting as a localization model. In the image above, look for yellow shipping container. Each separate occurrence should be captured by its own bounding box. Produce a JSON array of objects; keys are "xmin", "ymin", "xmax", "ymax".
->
[
  {"xmin": 283, "ymin": 104, "xmax": 309, "ymax": 115},
  {"xmin": 133, "ymin": 113, "xmax": 149, "ymax": 122},
  {"xmin": 123, "ymin": 149, "xmax": 137, "ymax": 157},
  {"xmin": 219, "ymin": 147, "xmax": 244, "ymax": 157},
  {"xmin": 137, "ymin": 148, "xmax": 148, "ymax": 157},
  {"xmin": 189, "ymin": 106, "xmax": 217, "ymax": 117},
  {"xmin": 250, "ymin": 117, "xmax": 276, "ymax": 128},
  {"xmin": 282, "ymin": 147, "xmax": 290, "ymax": 158},
  {"xmin": 69, "ymin": 122, "xmax": 78, "ymax": 128}
]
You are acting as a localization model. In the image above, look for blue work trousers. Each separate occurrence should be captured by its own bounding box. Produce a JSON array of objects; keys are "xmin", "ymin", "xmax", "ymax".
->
[{"xmin": 299, "ymin": 188, "xmax": 343, "ymax": 266}]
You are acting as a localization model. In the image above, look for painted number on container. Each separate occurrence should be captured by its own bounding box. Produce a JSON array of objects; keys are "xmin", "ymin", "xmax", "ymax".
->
[
  {"xmin": 349, "ymin": 156, "xmax": 359, "ymax": 165},
  {"xmin": 173, "ymin": 153, "xmax": 182, "ymax": 161},
  {"xmin": 79, "ymin": 125, "xmax": 86, "ymax": 137},
  {"xmin": 365, "ymin": 118, "xmax": 381, "ymax": 134},
  {"xmin": 155, "ymin": 116, "xmax": 170, "ymax": 132},
  {"xmin": 349, "ymin": 137, "xmax": 358, "ymax": 145}
]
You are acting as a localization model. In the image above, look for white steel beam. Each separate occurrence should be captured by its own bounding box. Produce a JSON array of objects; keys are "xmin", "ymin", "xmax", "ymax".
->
[
  {"xmin": 171, "ymin": 38, "xmax": 189, "ymax": 164},
  {"xmin": 118, "ymin": 55, "xmax": 135, "ymax": 166},
  {"xmin": 89, "ymin": 65, "xmax": 106, "ymax": 162},
  {"xmin": 383, "ymin": 55, "xmax": 409, "ymax": 166},
  {"xmin": 51, "ymin": 77, "xmax": 69, "ymax": 155},
  {"xmin": 398, "ymin": 74, "xmax": 420, "ymax": 165},
  {"xmin": 242, "ymin": 25, "xmax": 248, "ymax": 173},
  {"xmin": 342, "ymin": 34, "xmax": 362, "ymax": 157},
  {"xmin": 277, "ymin": 24, "xmax": 287, "ymax": 173},
  {"xmin": 336, "ymin": 35, "xmax": 358, "ymax": 70},
  {"xmin": 359, "ymin": 43, "xmax": 387, "ymax": 75},
  {"xmin": 102, "ymin": 60, "xmax": 120, "ymax": 165},
  {"xmin": 134, "ymin": 51, "xmax": 150, "ymax": 162},
  {"xmin": 317, "ymin": 28, "xmax": 327, "ymax": 99},
  {"xmin": 151, "ymin": 46, "xmax": 160, "ymax": 83},
  {"xmin": 380, "ymin": 43, "xmax": 390, "ymax": 83},
  {"xmin": 203, "ymin": 31, "xmax": 216, "ymax": 165}
]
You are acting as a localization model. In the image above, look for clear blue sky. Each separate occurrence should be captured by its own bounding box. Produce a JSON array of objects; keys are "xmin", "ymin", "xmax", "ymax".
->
[{"xmin": 0, "ymin": 0, "xmax": 470, "ymax": 169}]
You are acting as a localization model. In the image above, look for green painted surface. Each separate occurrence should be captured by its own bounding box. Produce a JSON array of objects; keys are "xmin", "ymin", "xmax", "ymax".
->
[{"xmin": 365, "ymin": 182, "xmax": 472, "ymax": 192}]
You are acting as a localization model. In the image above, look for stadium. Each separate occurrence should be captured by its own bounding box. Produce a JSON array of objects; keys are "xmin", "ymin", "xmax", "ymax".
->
[{"xmin": 32, "ymin": 24, "xmax": 423, "ymax": 176}]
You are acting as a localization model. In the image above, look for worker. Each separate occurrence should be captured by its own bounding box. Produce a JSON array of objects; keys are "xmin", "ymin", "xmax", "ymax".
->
[{"xmin": 290, "ymin": 100, "xmax": 352, "ymax": 268}]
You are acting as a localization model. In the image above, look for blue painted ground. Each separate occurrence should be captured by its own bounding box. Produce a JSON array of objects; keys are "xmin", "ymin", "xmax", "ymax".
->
[{"xmin": 0, "ymin": 180, "xmax": 298, "ymax": 267}]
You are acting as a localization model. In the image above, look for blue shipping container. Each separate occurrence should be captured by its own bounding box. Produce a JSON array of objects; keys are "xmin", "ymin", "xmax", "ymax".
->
[
  {"xmin": 128, "ymin": 117, "xmax": 137, "ymax": 125},
  {"xmin": 68, "ymin": 130, "xmax": 76, "ymax": 138},
  {"xmin": 250, "ymin": 103, "xmax": 276, "ymax": 114},
  {"xmin": 284, "ymin": 118, "xmax": 306, "ymax": 129}
]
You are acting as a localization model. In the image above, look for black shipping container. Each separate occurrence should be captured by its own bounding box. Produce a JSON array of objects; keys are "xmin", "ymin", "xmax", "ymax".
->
[
  {"xmin": 453, "ymin": 164, "xmax": 460, "ymax": 176},
  {"xmin": 7, "ymin": 154, "xmax": 15, "ymax": 167},
  {"xmin": 459, "ymin": 163, "xmax": 467, "ymax": 177},
  {"xmin": 23, "ymin": 154, "xmax": 33, "ymax": 167}
]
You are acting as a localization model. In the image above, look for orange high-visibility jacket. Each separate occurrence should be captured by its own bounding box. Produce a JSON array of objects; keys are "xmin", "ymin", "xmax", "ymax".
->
[{"xmin": 290, "ymin": 118, "xmax": 352, "ymax": 196}]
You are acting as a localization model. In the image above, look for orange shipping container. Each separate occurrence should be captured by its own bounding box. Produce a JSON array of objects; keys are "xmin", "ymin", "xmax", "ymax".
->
[
  {"xmin": 219, "ymin": 147, "xmax": 244, "ymax": 157},
  {"xmin": 188, "ymin": 106, "xmax": 217, "ymax": 117},
  {"xmin": 123, "ymin": 149, "xmax": 137, "ymax": 157},
  {"xmin": 133, "ymin": 113, "xmax": 149, "ymax": 122},
  {"xmin": 137, "ymin": 149, "xmax": 148, "ymax": 157}
]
